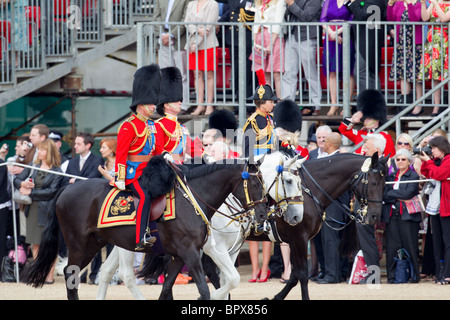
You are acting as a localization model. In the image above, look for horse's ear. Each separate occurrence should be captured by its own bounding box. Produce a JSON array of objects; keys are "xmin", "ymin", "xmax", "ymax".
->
[
  {"xmin": 370, "ymin": 152, "xmax": 379, "ymax": 168},
  {"xmin": 248, "ymin": 163, "xmax": 258, "ymax": 173},
  {"xmin": 295, "ymin": 157, "xmax": 307, "ymax": 168},
  {"xmin": 285, "ymin": 154, "xmax": 298, "ymax": 168},
  {"xmin": 379, "ymin": 154, "xmax": 390, "ymax": 165},
  {"xmin": 255, "ymin": 153, "xmax": 266, "ymax": 167}
]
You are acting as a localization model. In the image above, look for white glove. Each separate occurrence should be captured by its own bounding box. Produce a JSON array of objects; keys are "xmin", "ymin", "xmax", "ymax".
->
[
  {"xmin": 163, "ymin": 153, "xmax": 173, "ymax": 162},
  {"xmin": 204, "ymin": 155, "xmax": 215, "ymax": 164},
  {"xmin": 115, "ymin": 180, "xmax": 126, "ymax": 190}
]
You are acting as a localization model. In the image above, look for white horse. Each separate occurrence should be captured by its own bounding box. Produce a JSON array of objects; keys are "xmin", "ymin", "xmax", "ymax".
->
[
  {"xmin": 205, "ymin": 152, "xmax": 305, "ymax": 300},
  {"xmin": 96, "ymin": 151, "xmax": 305, "ymax": 300}
]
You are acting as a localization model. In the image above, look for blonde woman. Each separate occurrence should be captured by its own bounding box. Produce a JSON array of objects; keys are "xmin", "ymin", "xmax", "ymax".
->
[
  {"xmin": 251, "ymin": 0, "xmax": 286, "ymax": 98},
  {"xmin": 388, "ymin": 133, "xmax": 422, "ymax": 174},
  {"xmin": 14, "ymin": 139, "xmax": 63, "ymax": 284}
]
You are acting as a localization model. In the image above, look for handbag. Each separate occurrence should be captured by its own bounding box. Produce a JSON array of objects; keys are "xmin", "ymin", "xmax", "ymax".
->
[
  {"xmin": 403, "ymin": 195, "xmax": 424, "ymax": 214},
  {"xmin": 12, "ymin": 166, "xmax": 34, "ymax": 205},
  {"xmin": 12, "ymin": 189, "xmax": 32, "ymax": 205},
  {"xmin": 252, "ymin": 44, "xmax": 268, "ymax": 67},
  {"xmin": 394, "ymin": 248, "xmax": 415, "ymax": 283}
]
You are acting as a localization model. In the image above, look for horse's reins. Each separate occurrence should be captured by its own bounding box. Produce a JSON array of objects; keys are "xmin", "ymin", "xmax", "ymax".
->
[
  {"xmin": 300, "ymin": 157, "xmax": 383, "ymax": 227},
  {"xmin": 166, "ymin": 161, "xmax": 267, "ymax": 229},
  {"xmin": 264, "ymin": 159, "xmax": 304, "ymax": 219}
]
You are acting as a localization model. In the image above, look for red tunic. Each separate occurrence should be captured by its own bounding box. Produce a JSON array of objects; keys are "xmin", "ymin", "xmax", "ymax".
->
[
  {"xmin": 339, "ymin": 121, "xmax": 396, "ymax": 158},
  {"xmin": 155, "ymin": 114, "xmax": 203, "ymax": 163},
  {"xmin": 115, "ymin": 113, "xmax": 164, "ymax": 185}
]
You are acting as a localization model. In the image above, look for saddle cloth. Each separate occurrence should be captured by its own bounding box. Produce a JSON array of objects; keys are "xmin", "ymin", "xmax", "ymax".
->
[{"xmin": 97, "ymin": 188, "xmax": 176, "ymax": 229}]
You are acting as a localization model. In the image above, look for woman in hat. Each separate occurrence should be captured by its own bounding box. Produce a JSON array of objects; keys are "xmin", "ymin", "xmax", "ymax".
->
[{"xmin": 242, "ymin": 69, "xmax": 279, "ymax": 158}]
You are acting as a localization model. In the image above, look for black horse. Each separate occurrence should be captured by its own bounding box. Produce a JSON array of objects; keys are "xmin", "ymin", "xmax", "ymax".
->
[
  {"xmin": 249, "ymin": 152, "xmax": 388, "ymax": 300},
  {"xmin": 23, "ymin": 157, "xmax": 267, "ymax": 300},
  {"xmin": 173, "ymin": 152, "xmax": 387, "ymax": 300}
]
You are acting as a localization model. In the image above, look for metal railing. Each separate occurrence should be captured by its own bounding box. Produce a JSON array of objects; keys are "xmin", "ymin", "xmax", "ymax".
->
[
  {"xmin": 0, "ymin": 2, "xmax": 448, "ymax": 140},
  {"xmin": 0, "ymin": 160, "xmax": 87, "ymax": 283},
  {"xmin": 137, "ymin": 20, "xmax": 450, "ymax": 124}
]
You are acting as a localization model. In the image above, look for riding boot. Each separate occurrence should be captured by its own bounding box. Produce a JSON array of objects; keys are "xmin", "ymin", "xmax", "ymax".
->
[{"xmin": 135, "ymin": 203, "xmax": 156, "ymax": 251}]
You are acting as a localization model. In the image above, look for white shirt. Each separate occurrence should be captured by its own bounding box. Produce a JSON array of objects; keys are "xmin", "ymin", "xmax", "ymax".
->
[
  {"xmin": 79, "ymin": 151, "xmax": 91, "ymax": 171},
  {"xmin": 165, "ymin": 0, "xmax": 176, "ymax": 29},
  {"xmin": 253, "ymin": 0, "xmax": 286, "ymax": 35}
]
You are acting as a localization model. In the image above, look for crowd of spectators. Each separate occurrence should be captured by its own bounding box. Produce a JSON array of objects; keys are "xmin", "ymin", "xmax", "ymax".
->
[{"xmin": 154, "ymin": 0, "xmax": 449, "ymax": 117}]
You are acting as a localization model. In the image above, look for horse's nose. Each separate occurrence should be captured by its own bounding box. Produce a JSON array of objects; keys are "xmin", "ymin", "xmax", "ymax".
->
[
  {"xmin": 256, "ymin": 210, "xmax": 267, "ymax": 222},
  {"xmin": 289, "ymin": 214, "xmax": 303, "ymax": 226}
]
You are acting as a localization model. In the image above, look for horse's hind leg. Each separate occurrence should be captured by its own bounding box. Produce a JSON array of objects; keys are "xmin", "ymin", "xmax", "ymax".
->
[
  {"xmin": 181, "ymin": 249, "xmax": 210, "ymax": 300},
  {"xmin": 117, "ymin": 248, "xmax": 146, "ymax": 300},
  {"xmin": 65, "ymin": 241, "xmax": 104, "ymax": 300},
  {"xmin": 96, "ymin": 246, "xmax": 120, "ymax": 300},
  {"xmin": 159, "ymin": 256, "xmax": 185, "ymax": 300}
]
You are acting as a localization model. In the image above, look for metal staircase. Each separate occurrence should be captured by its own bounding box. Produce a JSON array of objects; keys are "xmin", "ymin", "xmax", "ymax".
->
[{"xmin": 0, "ymin": 0, "xmax": 153, "ymax": 108}]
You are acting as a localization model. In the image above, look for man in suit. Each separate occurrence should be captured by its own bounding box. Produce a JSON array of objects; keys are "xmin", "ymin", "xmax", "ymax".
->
[
  {"xmin": 282, "ymin": 0, "xmax": 323, "ymax": 116},
  {"xmin": 354, "ymin": 133, "xmax": 386, "ymax": 284},
  {"xmin": 63, "ymin": 132, "xmax": 104, "ymax": 185},
  {"xmin": 317, "ymin": 133, "xmax": 350, "ymax": 284},
  {"xmin": 217, "ymin": 0, "xmax": 255, "ymax": 112},
  {"xmin": 308, "ymin": 125, "xmax": 332, "ymax": 160},
  {"xmin": 63, "ymin": 131, "xmax": 103, "ymax": 283},
  {"xmin": 307, "ymin": 125, "xmax": 331, "ymax": 281},
  {"xmin": 345, "ymin": 0, "xmax": 387, "ymax": 91},
  {"xmin": 153, "ymin": 0, "xmax": 191, "ymax": 113}
]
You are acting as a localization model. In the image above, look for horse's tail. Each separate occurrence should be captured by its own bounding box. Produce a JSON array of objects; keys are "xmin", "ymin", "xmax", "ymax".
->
[
  {"xmin": 338, "ymin": 219, "xmax": 358, "ymax": 257},
  {"xmin": 137, "ymin": 252, "xmax": 170, "ymax": 281},
  {"xmin": 22, "ymin": 185, "xmax": 67, "ymax": 288}
]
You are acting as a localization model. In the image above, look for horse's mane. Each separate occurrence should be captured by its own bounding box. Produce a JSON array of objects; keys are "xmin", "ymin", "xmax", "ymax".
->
[{"xmin": 179, "ymin": 161, "xmax": 244, "ymax": 180}]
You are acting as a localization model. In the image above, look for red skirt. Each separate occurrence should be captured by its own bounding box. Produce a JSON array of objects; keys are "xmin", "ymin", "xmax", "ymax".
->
[{"xmin": 189, "ymin": 47, "xmax": 218, "ymax": 71}]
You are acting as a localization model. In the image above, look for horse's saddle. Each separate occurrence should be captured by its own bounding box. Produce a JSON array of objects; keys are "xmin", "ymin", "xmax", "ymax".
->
[{"xmin": 97, "ymin": 188, "xmax": 176, "ymax": 229}]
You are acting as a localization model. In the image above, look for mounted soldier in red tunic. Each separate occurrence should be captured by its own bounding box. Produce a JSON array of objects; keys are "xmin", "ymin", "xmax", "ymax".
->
[
  {"xmin": 114, "ymin": 64, "xmax": 170, "ymax": 251},
  {"xmin": 155, "ymin": 66, "xmax": 203, "ymax": 164}
]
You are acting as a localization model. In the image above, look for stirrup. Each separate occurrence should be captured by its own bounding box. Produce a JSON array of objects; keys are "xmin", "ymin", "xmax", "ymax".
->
[{"xmin": 135, "ymin": 234, "xmax": 156, "ymax": 251}]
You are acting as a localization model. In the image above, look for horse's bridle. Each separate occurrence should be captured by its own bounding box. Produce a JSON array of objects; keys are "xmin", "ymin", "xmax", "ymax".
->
[
  {"xmin": 263, "ymin": 160, "xmax": 304, "ymax": 219},
  {"xmin": 348, "ymin": 158, "xmax": 384, "ymax": 223},
  {"xmin": 301, "ymin": 157, "xmax": 384, "ymax": 225}
]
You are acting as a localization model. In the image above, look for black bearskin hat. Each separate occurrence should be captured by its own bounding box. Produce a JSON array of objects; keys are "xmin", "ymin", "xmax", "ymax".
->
[
  {"xmin": 208, "ymin": 109, "xmax": 238, "ymax": 140},
  {"xmin": 356, "ymin": 89, "xmax": 387, "ymax": 124},
  {"xmin": 247, "ymin": 69, "xmax": 279, "ymax": 101},
  {"xmin": 130, "ymin": 64, "xmax": 161, "ymax": 113},
  {"xmin": 157, "ymin": 67, "xmax": 183, "ymax": 116},
  {"xmin": 274, "ymin": 99, "xmax": 302, "ymax": 133}
]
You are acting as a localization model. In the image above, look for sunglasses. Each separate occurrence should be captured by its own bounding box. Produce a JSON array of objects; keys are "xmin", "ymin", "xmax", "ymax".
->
[
  {"xmin": 395, "ymin": 158, "xmax": 408, "ymax": 162},
  {"xmin": 397, "ymin": 141, "xmax": 410, "ymax": 146}
]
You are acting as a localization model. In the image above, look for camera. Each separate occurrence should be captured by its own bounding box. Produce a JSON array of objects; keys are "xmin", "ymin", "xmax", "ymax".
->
[
  {"xmin": 412, "ymin": 146, "xmax": 432, "ymax": 155},
  {"xmin": 1, "ymin": 144, "xmax": 8, "ymax": 150}
]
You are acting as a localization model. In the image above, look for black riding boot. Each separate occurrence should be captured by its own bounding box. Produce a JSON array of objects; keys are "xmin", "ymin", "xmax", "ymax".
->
[{"xmin": 135, "ymin": 203, "xmax": 156, "ymax": 251}]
